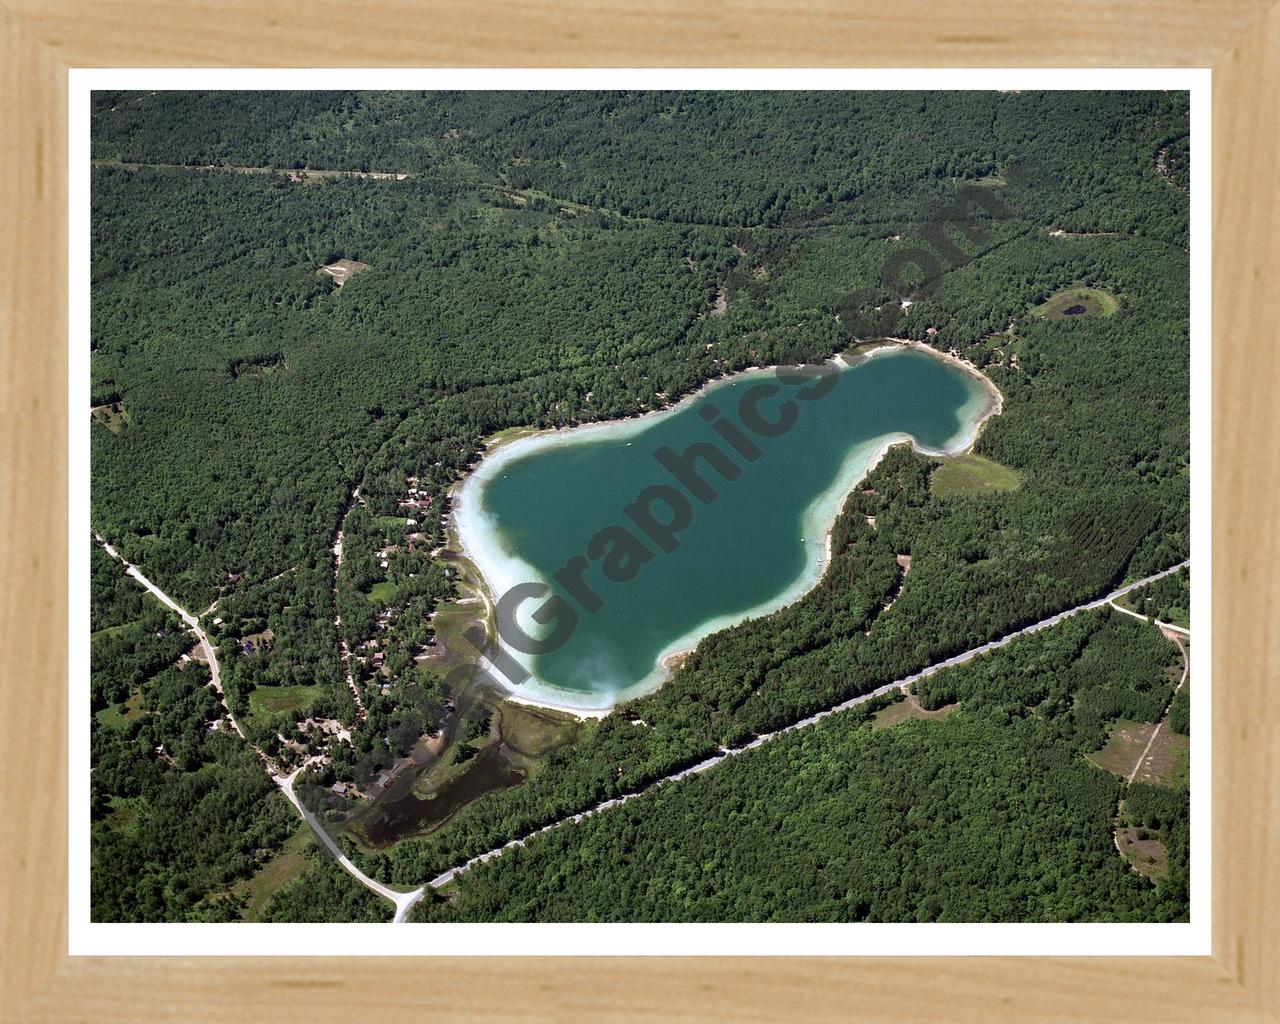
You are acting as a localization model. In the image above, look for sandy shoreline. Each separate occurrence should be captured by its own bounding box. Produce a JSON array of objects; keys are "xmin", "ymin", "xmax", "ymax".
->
[
  {"xmin": 847, "ymin": 336, "xmax": 1005, "ymax": 435},
  {"xmin": 470, "ymin": 338, "xmax": 1000, "ymax": 469},
  {"xmin": 502, "ymin": 689, "xmax": 616, "ymax": 719},
  {"xmin": 447, "ymin": 340, "xmax": 1005, "ymax": 720}
]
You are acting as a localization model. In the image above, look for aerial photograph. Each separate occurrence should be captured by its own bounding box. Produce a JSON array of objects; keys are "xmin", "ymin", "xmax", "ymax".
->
[{"xmin": 88, "ymin": 90, "xmax": 1192, "ymax": 924}]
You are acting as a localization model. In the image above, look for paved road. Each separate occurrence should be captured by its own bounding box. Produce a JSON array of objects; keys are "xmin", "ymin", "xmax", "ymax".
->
[
  {"xmin": 275, "ymin": 767, "xmax": 425, "ymax": 922},
  {"xmin": 426, "ymin": 560, "xmax": 1191, "ymax": 890},
  {"xmin": 95, "ymin": 533, "xmax": 419, "ymax": 920},
  {"xmin": 95, "ymin": 532, "xmax": 1188, "ymax": 915}
]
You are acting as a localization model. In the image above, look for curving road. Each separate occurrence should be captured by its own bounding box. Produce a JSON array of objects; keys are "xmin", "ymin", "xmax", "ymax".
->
[
  {"xmin": 96, "ymin": 530, "xmax": 1188, "ymax": 917},
  {"xmin": 1108, "ymin": 598, "xmax": 1192, "ymax": 637},
  {"xmin": 275, "ymin": 767, "xmax": 425, "ymax": 922},
  {"xmin": 94, "ymin": 533, "xmax": 420, "ymax": 920}
]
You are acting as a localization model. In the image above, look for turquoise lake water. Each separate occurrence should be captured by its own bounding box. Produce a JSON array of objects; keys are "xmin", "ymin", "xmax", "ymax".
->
[{"xmin": 454, "ymin": 347, "xmax": 994, "ymax": 711}]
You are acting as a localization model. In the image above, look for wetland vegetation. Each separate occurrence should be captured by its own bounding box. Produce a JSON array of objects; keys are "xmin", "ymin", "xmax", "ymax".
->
[{"xmin": 89, "ymin": 90, "xmax": 1190, "ymax": 922}]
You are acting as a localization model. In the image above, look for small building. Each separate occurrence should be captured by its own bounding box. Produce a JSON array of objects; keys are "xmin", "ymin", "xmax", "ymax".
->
[{"xmin": 331, "ymin": 782, "xmax": 348, "ymax": 795}]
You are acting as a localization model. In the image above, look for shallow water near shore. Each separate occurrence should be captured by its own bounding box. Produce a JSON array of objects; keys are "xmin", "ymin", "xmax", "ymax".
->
[{"xmin": 455, "ymin": 347, "xmax": 996, "ymax": 712}]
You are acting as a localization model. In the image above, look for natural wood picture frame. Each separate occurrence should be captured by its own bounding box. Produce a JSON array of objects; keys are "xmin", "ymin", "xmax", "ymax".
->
[{"xmin": 1, "ymin": 3, "xmax": 1276, "ymax": 1020}]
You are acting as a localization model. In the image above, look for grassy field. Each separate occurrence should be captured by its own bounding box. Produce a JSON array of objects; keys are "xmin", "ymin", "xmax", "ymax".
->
[
  {"xmin": 96, "ymin": 690, "xmax": 145, "ymax": 730},
  {"xmin": 930, "ymin": 453, "xmax": 1022, "ymax": 497},
  {"xmin": 234, "ymin": 825, "xmax": 315, "ymax": 921},
  {"xmin": 248, "ymin": 683, "xmax": 323, "ymax": 718},
  {"xmin": 101, "ymin": 796, "xmax": 141, "ymax": 835},
  {"xmin": 871, "ymin": 692, "xmax": 960, "ymax": 730},
  {"xmin": 496, "ymin": 700, "xmax": 588, "ymax": 760},
  {"xmin": 1115, "ymin": 825, "xmax": 1168, "ymax": 880},
  {"xmin": 364, "ymin": 580, "xmax": 403, "ymax": 605},
  {"xmin": 416, "ymin": 535, "xmax": 495, "ymax": 681},
  {"xmin": 1086, "ymin": 718, "xmax": 1157, "ymax": 778},
  {"xmin": 1031, "ymin": 286, "xmax": 1120, "ymax": 320},
  {"xmin": 1133, "ymin": 727, "xmax": 1190, "ymax": 789},
  {"xmin": 90, "ymin": 621, "xmax": 137, "ymax": 642},
  {"xmin": 420, "ymin": 601, "xmax": 482, "ymax": 680}
]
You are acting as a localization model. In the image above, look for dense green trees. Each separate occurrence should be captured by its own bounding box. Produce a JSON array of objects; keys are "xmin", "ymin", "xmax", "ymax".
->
[
  {"xmin": 90, "ymin": 542, "xmax": 145, "ymax": 631},
  {"xmin": 90, "ymin": 617, "xmax": 299, "ymax": 919},
  {"xmin": 92, "ymin": 91, "xmax": 1188, "ymax": 245},
  {"xmin": 1124, "ymin": 567, "xmax": 1191, "ymax": 628},
  {"xmin": 414, "ymin": 612, "xmax": 1187, "ymax": 922},
  {"xmin": 90, "ymin": 91, "xmax": 1190, "ymax": 921},
  {"xmin": 259, "ymin": 854, "xmax": 386, "ymax": 922}
]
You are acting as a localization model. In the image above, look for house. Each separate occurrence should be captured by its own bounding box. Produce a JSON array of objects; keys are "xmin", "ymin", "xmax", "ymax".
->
[{"xmin": 331, "ymin": 782, "xmax": 348, "ymax": 795}]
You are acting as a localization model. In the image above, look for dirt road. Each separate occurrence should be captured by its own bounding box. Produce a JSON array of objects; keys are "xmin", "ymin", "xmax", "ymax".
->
[{"xmin": 95, "ymin": 533, "xmax": 418, "ymax": 919}]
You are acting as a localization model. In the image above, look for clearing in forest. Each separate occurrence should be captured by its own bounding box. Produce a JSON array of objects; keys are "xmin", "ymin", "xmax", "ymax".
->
[
  {"xmin": 871, "ymin": 692, "xmax": 960, "ymax": 730},
  {"xmin": 96, "ymin": 690, "xmax": 145, "ymax": 730},
  {"xmin": 930, "ymin": 453, "xmax": 1022, "ymax": 497},
  {"xmin": 1132, "ymin": 723, "xmax": 1190, "ymax": 789},
  {"xmin": 320, "ymin": 258, "xmax": 371, "ymax": 288},
  {"xmin": 364, "ymin": 580, "xmax": 402, "ymax": 605},
  {"xmin": 248, "ymin": 682, "xmax": 323, "ymax": 718},
  {"xmin": 233, "ymin": 825, "xmax": 315, "ymax": 921},
  {"xmin": 91, "ymin": 402, "xmax": 131, "ymax": 432},
  {"xmin": 494, "ymin": 702, "xmax": 586, "ymax": 762},
  {"xmin": 1031, "ymin": 286, "xmax": 1119, "ymax": 320},
  {"xmin": 1087, "ymin": 718, "xmax": 1157, "ymax": 778},
  {"xmin": 1115, "ymin": 825, "xmax": 1168, "ymax": 880}
]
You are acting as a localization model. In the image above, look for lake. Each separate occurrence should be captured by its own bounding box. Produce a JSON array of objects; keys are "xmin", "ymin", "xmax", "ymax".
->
[{"xmin": 454, "ymin": 345, "xmax": 998, "ymax": 712}]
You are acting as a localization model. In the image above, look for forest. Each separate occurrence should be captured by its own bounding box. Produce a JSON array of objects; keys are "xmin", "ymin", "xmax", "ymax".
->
[
  {"xmin": 413, "ymin": 611, "xmax": 1188, "ymax": 922},
  {"xmin": 1122, "ymin": 567, "xmax": 1192, "ymax": 628},
  {"xmin": 89, "ymin": 90, "xmax": 1191, "ymax": 922}
]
